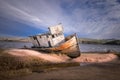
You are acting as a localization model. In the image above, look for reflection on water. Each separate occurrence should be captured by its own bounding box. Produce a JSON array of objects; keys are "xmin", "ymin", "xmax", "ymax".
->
[
  {"xmin": 0, "ymin": 41, "xmax": 120, "ymax": 52},
  {"xmin": 80, "ymin": 62, "xmax": 92, "ymax": 66}
]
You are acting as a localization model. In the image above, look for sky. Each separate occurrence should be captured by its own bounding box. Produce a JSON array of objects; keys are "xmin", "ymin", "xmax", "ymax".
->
[{"xmin": 0, "ymin": 0, "xmax": 120, "ymax": 39}]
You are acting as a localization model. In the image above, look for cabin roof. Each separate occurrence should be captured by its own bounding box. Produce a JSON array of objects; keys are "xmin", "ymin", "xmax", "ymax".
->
[
  {"xmin": 29, "ymin": 32, "xmax": 51, "ymax": 37},
  {"xmin": 29, "ymin": 24, "xmax": 63, "ymax": 37}
]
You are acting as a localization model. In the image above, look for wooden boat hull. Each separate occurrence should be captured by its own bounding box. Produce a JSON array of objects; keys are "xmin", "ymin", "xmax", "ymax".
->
[{"xmin": 31, "ymin": 34, "xmax": 81, "ymax": 58}]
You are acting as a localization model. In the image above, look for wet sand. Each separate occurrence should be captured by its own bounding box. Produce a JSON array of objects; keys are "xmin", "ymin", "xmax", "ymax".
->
[{"xmin": 11, "ymin": 59, "xmax": 120, "ymax": 80}]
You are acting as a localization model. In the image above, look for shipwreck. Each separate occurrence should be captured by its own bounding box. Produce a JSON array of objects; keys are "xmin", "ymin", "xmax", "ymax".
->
[{"xmin": 29, "ymin": 24, "xmax": 81, "ymax": 58}]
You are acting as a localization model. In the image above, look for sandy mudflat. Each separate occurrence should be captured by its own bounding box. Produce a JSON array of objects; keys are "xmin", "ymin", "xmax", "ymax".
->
[
  {"xmin": 72, "ymin": 52, "xmax": 118, "ymax": 63},
  {"xmin": 12, "ymin": 60, "xmax": 120, "ymax": 80},
  {"xmin": 6, "ymin": 49, "xmax": 120, "ymax": 80},
  {"xmin": 5, "ymin": 49, "xmax": 70, "ymax": 63},
  {"xmin": 5, "ymin": 49, "xmax": 118, "ymax": 63}
]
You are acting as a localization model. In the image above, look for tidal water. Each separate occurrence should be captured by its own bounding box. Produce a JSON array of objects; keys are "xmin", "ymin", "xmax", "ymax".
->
[
  {"xmin": 0, "ymin": 41, "xmax": 33, "ymax": 49},
  {"xmin": 80, "ymin": 43, "xmax": 120, "ymax": 52},
  {"xmin": 0, "ymin": 41, "xmax": 120, "ymax": 52}
]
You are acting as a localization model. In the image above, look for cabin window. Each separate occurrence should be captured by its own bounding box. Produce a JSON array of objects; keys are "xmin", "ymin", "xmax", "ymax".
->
[
  {"xmin": 33, "ymin": 36, "xmax": 37, "ymax": 40},
  {"xmin": 58, "ymin": 33, "xmax": 62, "ymax": 36},
  {"xmin": 52, "ymin": 35, "xmax": 55, "ymax": 38},
  {"xmin": 56, "ymin": 34, "xmax": 58, "ymax": 37},
  {"xmin": 47, "ymin": 35, "xmax": 49, "ymax": 38},
  {"xmin": 39, "ymin": 36, "xmax": 41, "ymax": 38}
]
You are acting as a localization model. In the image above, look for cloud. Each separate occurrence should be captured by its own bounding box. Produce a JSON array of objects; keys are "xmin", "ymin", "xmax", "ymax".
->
[
  {"xmin": 62, "ymin": 0, "xmax": 120, "ymax": 39},
  {"xmin": 0, "ymin": 0, "xmax": 120, "ymax": 39}
]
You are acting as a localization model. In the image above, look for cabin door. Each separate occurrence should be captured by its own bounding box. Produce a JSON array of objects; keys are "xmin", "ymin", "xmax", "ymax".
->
[{"xmin": 48, "ymin": 41, "xmax": 52, "ymax": 47}]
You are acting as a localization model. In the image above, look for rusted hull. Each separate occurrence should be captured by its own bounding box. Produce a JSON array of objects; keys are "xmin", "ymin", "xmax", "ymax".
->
[
  {"xmin": 48, "ymin": 35, "xmax": 77, "ymax": 50},
  {"xmin": 32, "ymin": 34, "xmax": 81, "ymax": 58}
]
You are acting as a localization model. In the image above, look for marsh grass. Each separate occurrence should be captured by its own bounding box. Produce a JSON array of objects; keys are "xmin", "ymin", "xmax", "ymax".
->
[
  {"xmin": 0, "ymin": 49, "xmax": 79, "ymax": 79},
  {"xmin": 32, "ymin": 62, "xmax": 80, "ymax": 73},
  {"xmin": 0, "ymin": 68, "xmax": 32, "ymax": 80}
]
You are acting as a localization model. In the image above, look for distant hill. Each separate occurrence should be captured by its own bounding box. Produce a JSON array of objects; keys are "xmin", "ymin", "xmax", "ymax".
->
[
  {"xmin": 104, "ymin": 40, "xmax": 120, "ymax": 45},
  {"xmin": 0, "ymin": 36, "xmax": 30, "ymax": 42},
  {"xmin": 1, "ymin": 36, "xmax": 120, "ymax": 45},
  {"xmin": 79, "ymin": 38, "xmax": 120, "ymax": 45}
]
